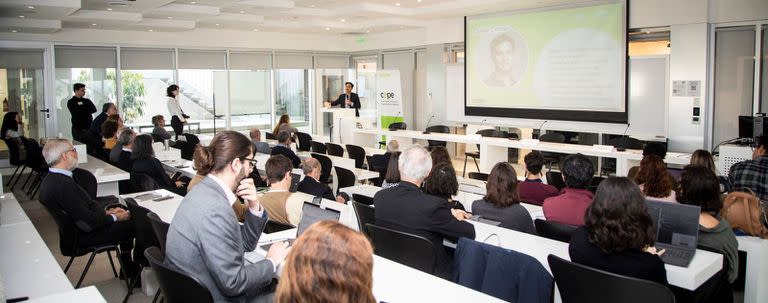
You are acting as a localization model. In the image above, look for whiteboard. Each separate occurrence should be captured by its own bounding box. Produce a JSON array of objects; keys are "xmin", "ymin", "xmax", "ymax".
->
[{"xmin": 445, "ymin": 57, "xmax": 668, "ymax": 138}]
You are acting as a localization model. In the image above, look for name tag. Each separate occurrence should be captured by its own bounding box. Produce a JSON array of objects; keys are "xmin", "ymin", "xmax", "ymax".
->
[{"xmin": 78, "ymin": 101, "xmax": 83, "ymax": 105}]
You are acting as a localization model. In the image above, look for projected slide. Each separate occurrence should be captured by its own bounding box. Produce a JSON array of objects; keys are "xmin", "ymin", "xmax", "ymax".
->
[{"xmin": 465, "ymin": 2, "xmax": 627, "ymax": 123}]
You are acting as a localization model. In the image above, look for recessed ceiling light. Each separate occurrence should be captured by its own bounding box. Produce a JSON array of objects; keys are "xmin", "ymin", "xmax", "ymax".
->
[
  {"xmin": 215, "ymin": 23, "xmax": 220, "ymax": 26},
  {"xmin": 27, "ymin": 6, "xmax": 35, "ymax": 9},
  {"xmin": 417, "ymin": 0, "xmax": 422, "ymax": 2},
  {"xmin": 645, "ymin": 31, "xmax": 651, "ymax": 34},
  {"xmin": 190, "ymin": 1, "xmax": 196, "ymax": 4},
  {"xmin": 325, "ymin": 27, "xmax": 330, "ymax": 30},
  {"xmin": 18, "ymin": 15, "xmax": 25, "ymax": 18},
  {"xmin": 240, "ymin": 10, "xmax": 245, "ymax": 14},
  {"xmin": 11, "ymin": 30, "xmax": 18, "ymax": 33},
  {"xmin": 148, "ymin": 29, "xmax": 154, "ymax": 32},
  {"xmin": 253, "ymin": 28, "xmax": 259, "ymax": 31},
  {"xmin": 91, "ymin": 23, "xmax": 97, "ymax": 26},
  {"xmin": 366, "ymin": 29, "xmax": 371, "ymax": 33},
  {"xmin": 395, "ymin": 3, "xmax": 401, "ymax": 6},
  {"xmin": 340, "ymin": 18, "xmax": 345, "ymax": 22},
  {"xmin": 107, "ymin": 8, "xmax": 113, "ymax": 11},
  {"xmin": 168, "ymin": 16, "xmax": 173, "ymax": 19}
]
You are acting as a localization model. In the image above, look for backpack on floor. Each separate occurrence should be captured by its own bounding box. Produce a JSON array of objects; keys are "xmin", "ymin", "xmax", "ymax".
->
[{"xmin": 721, "ymin": 189, "xmax": 768, "ymax": 238}]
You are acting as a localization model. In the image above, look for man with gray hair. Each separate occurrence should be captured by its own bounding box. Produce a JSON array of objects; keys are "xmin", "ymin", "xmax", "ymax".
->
[
  {"xmin": 373, "ymin": 144, "xmax": 475, "ymax": 278},
  {"xmin": 249, "ymin": 128, "xmax": 272, "ymax": 154},
  {"xmin": 109, "ymin": 127, "xmax": 135, "ymax": 165},
  {"xmin": 296, "ymin": 157, "xmax": 347, "ymax": 203},
  {"xmin": 38, "ymin": 138, "xmax": 140, "ymax": 281}
]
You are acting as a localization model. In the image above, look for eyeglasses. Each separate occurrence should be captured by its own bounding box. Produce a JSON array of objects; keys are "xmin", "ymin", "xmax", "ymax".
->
[{"xmin": 242, "ymin": 157, "xmax": 257, "ymax": 166}]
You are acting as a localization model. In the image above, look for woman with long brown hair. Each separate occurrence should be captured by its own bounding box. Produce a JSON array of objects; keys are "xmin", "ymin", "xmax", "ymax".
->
[
  {"xmin": 272, "ymin": 114, "xmax": 298, "ymax": 139},
  {"xmin": 634, "ymin": 155, "xmax": 677, "ymax": 202},
  {"xmin": 275, "ymin": 221, "xmax": 375, "ymax": 303},
  {"xmin": 471, "ymin": 162, "xmax": 534, "ymax": 233}
]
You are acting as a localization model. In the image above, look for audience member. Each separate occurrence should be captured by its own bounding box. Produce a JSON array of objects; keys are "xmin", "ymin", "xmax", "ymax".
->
[
  {"xmin": 423, "ymin": 162, "xmax": 465, "ymax": 210},
  {"xmin": 166, "ymin": 131, "xmax": 289, "ymax": 303},
  {"xmin": 151, "ymin": 115, "xmax": 172, "ymax": 141},
  {"xmin": 634, "ymin": 155, "xmax": 677, "ymax": 202},
  {"xmin": 430, "ymin": 146, "xmax": 453, "ymax": 169},
  {"xmin": 518, "ymin": 151, "xmax": 560, "ymax": 205},
  {"xmin": 101, "ymin": 119, "xmax": 119, "ymax": 150},
  {"xmin": 112, "ymin": 128, "xmax": 136, "ymax": 171},
  {"xmin": 543, "ymin": 154, "xmax": 595, "ymax": 226},
  {"xmin": 472, "ymin": 162, "xmax": 535, "ymax": 233},
  {"xmin": 67, "ymin": 83, "xmax": 97, "ymax": 143},
  {"xmin": 678, "ymin": 166, "xmax": 739, "ymax": 283},
  {"xmin": 729, "ymin": 135, "xmax": 767, "ymax": 200},
  {"xmin": 386, "ymin": 139, "xmax": 399, "ymax": 156},
  {"xmin": 297, "ymin": 158, "xmax": 346, "ymax": 203},
  {"xmin": 249, "ymin": 128, "xmax": 272, "ymax": 154},
  {"xmin": 260, "ymin": 155, "xmax": 306, "ymax": 226},
  {"xmin": 691, "ymin": 149, "xmax": 731, "ymax": 192},
  {"xmin": 131, "ymin": 134, "xmax": 187, "ymax": 196},
  {"xmin": 272, "ymin": 114, "xmax": 298, "ymax": 140},
  {"xmin": 628, "ymin": 142, "xmax": 667, "ymax": 179},
  {"xmin": 38, "ymin": 138, "xmax": 140, "ymax": 281},
  {"xmin": 90, "ymin": 102, "xmax": 117, "ymax": 138},
  {"xmin": 270, "ymin": 130, "xmax": 301, "ymax": 168},
  {"xmin": 381, "ymin": 151, "xmax": 401, "ymax": 189},
  {"xmin": 1, "ymin": 112, "xmax": 26, "ymax": 157},
  {"xmin": 569, "ymin": 177, "xmax": 667, "ymax": 285},
  {"xmin": 373, "ymin": 145, "xmax": 475, "ymax": 278},
  {"xmin": 274, "ymin": 221, "xmax": 375, "ymax": 303}
]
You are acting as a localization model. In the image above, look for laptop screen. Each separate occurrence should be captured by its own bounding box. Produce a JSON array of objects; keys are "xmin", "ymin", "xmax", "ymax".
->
[
  {"xmin": 289, "ymin": 173, "xmax": 301, "ymax": 192},
  {"xmin": 645, "ymin": 199, "xmax": 701, "ymax": 249},
  {"xmin": 296, "ymin": 202, "xmax": 341, "ymax": 236}
]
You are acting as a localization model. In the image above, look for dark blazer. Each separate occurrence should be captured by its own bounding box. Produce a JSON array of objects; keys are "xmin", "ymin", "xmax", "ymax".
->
[
  {"xmin": 373, "ymin": 181, "xmax": 475, "ymax": 277},
  {"xmin": 330, "ymin": 92, "xmax": 361, "ymax": 117},
  {"xmin": 132, "ymin": 157, "xmax": 178, "ymax": 191},
  {"xmin": 67, "ymin": 96, "xmax": 97, "ymax": 130},
  {"xmin": 296, "ymin": 176, "xmax": 335, "ymax": 201},
  {"xmin": 270, "ymin": 145, "xmax": 301, "ymax": 168},
  {"xmin": 569, "ymin": 226, "xmax": 668, "ymax": 285},
  {"xmin": 90, "ymin": 112, "xmax": 108, "ymax": 138},
  {"xmin": 117, "ymin": 150, "xmax": 133, "ymax": 172},
  {"xmin": 39, "ymin": 171, "xmax": 114, "ymax": 232}
]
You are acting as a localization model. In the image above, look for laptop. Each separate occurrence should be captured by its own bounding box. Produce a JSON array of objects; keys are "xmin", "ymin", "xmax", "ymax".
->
[
  {"xmin": 645, "ymin": 199, "xmax": 701, "ymax": 267},
  {"xmin": 288, "ymin": 173, "xmax": 301, "ymax": 192},
  {"xmin": 260, "ymin": 202, "xmax": 341, "ymax": 251}
]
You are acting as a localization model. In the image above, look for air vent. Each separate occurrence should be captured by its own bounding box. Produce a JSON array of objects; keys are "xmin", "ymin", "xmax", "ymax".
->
[
  {"xmin": 342, "ymin": 31, "xmax": 367, "ymax": 35},
  {"xmin": 108, "ymin": 0, "xmax": 136, "ymax": 6}
]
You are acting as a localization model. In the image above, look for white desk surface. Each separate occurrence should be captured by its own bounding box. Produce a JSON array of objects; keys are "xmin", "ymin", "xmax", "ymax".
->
[
  {"xmin": 1, "ymin": 194, "xmax": 29, "ymax": 226},
  {"xmin": 78, "ymin": 155, "xmax": 130, "ymax": 183},
  {"xmin": 246, "ymin": 228, "xmax": 505, "ymax": 303},
  {"xmin": 296, "ymin": 151, "xmax": 380, "ymax": 181},
  {"xmin": 0, "ymin": 222, "xmax": 74, "ymax": 299},
  {"xmin": 26, "ymin": 286, "xmax": 106, "ymax": 303},
  {"xmin": 736, "ymin": 236, "xmax": 768, "ymax": 303},
  {"xmin": 122, "ymin": 189, "xmax": 184, "ymax": 224}
]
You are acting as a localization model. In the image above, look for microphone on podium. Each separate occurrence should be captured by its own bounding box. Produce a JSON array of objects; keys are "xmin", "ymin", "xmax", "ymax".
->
[
  {"xmin": 422, "ymin": 114, "xmax": 436, "ymax": 134},
  {"xmin": 616, "ymin": 123, "xmax": 631, "ymax": 152},
  {"xmin": 535, "ymin": 120, "xmax": 547, "ymax": 139}
]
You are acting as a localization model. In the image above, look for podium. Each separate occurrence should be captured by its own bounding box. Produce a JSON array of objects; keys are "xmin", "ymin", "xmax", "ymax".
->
[{"xmin": 321, "ymin": 108, "xmax": 357, "ymax": 143}]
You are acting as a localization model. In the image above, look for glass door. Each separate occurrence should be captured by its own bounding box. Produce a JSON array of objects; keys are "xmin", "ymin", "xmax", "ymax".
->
[{"xmin": 0, "ymin": 48, "xmax": 46, "ymax": 141}]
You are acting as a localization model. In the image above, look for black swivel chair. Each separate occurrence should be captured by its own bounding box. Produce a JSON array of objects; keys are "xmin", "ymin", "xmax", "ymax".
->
[
  {"xmin": 20, "ymin": 137, "xmax": 48, "ymax": 196},
  {"xmin": 177, "ymin": 134, "xmax": 200, "ymax": 161},
  {"xmin": 546, "ymin": 171, "xmax": 566, "ymax": 191},
  {"xmin": 334, "ymin": 166, "xmax": 357, "ymax": 193},
  {"xmin": 352, "ymin": 193, "xmax": 374, "ymax": 206},
  {"xmin": 539, "ymin": 132, "xmax": 566, "ymax": 171},
  {"xmin": 325, "ymin": 142, "xmax": 344, "ymax": 157},
  {"xmin": 425, "ymin": 125, "xmax": 451, "ymax": 150},
  {"xmin": 123, "ymin": 198, "xmax": 161, "ymax": 302},
  {"xmin": 378, "ymin": 122, "xmax": 407, "ymax": 148},
  {"xmin": 144, "ymin": 247, "xmax": 214, "ymax": 303},
  {"xmin": 463, "ymin": 129, "xmax": 501, "ymax": 177},
  {"xmin": 601, "ymin": 136, "xmax": 643, "ymax": 176},
  {"xmin": 534, "ymin": 219, "xmax": 578, "ymax": 243},
  {"xmin": 352, "ymin": 201, "xmax": 375, "ymax": 237},
  {"xmin": 366, "ymin": 223, "xmax": 437, "ymax": 274},
  {"xmin": 310, "ymin": 141, "xmax": 327, "ymax": 154},
  {"xmin": 146, "ymin": 212, "xmax": 169, "ymax": 303},
  {"xmin": 345, "ymin": 144, "xmax": 366, "ymax": 169},
  {"xmin": 295, "ymin": 132, "xmax": 312, "ymax": 152},
  {"xmin": 467, "ymin": 172, "xmax": 489, "ymax": 182},
  {"xmin": 311, "ymin": 153, "xmax": 334, "ymax": 184},
  {"xmin": 365, "ymin": 155, "xmax": 388, "ymax": 187},
  {"xmin": 2, "ymin": 138, "xmax": 26, "ymax": 189},
  {"xmin": 547, "ymin": 255, "xmax": 675, "ymax": 303},
  {"xmin": 131, "ymin": 173, "xmax": 160, "ymax": 192}
]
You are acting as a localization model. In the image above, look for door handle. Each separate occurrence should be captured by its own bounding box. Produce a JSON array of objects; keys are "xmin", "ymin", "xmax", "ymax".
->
[{"xmin": 39, "ymin": 108, "xmax": 50, "ymax": 113}]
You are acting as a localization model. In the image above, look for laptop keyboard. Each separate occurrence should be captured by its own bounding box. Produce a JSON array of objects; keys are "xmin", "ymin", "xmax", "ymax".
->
[{"xmin": 664, "ymin": 247, "xmax": 693, "ymax": 260}]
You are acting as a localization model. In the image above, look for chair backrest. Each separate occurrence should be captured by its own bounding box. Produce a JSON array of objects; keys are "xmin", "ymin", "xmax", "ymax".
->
[
  {"xmin": 425, "ymin": 125, "xmax": 450, "ymax": 148},
  {"xmin": 546, "ymin": 171, "xmax": 566, "ymax": 191},
  {"xmin": 388, "ymin": 122, "xmax": 407, "ymax": 131},
  {"xmin": 539, "ymin": 132, "xmax": 566, "ymax": 143},
  {"xmin": 352, "ymin": 201, "xmax": 375, "ymax": 235},
  {"xmin": 589, "ymin": 176, "xmax": 605, "ymax": 193},
  {"xmin": 265, "ymin": 220, "xmax": 295, "ymax": 233},
  {"xmin": 475, "ymin": 129, "xmax": 501, "ymax": 150},
  {"xmin": 295, "ymin": 132, "xmax": 312, "ymax": 152},
  {"xmin": 131, "ymin": 172, "xmax": 160, "ymax": 192},
  {"xmin": 352, "ymin": 193, "xmax": 374, "ymax": 206},
  {"xmin": 124, "ymin": 198, "xmax": 160, "ymax": 264},
  {"xmin": 334, "ymin": 166, "xmax": 356, "ymax": 191},
  {"xmin": 310, "ymin": 141, "xmax": 327, "ymax": 154},
  {"xmin": 2, "ymin": 138, "xmax": 23, "ymax": 165},
  {"xmin": 467, "ymin": 172, "xmax": 489, "ymax": 182},
  {"xmin": 147, "ymin": 212, "xmax": 170, "ymax": 253},
  {"xmin": 547, "ymin": 255, "xmax": 675, "ymax": 303},
  {"xmin": 311, "ymin": 153, "xmax": 333, "ymax": 183},
  {"xmin": 265, "ymin": 132, "xmax": 276, "ymax": 140},
  {"xmin": 39, "ymin": 202, "xmax": 80, "ymax": 257},
  {"xmin": 345, "ymin": 144, "xmax": 366, "ymax": 168},
  {"xmin": 534, "ymin": 219, "xmax": 578, "ymax": 242},
  {"xmin": 21, "ymin": 137, "xmax": 47, "ymax": 172},
  {"xmin": 179, "ymin": 134, "xmax": 200, "ymax": 160},
  {"xmin": 366, "ymin": 154, "xmax": 388, "ymax": 187},
  {"xmin": 325, "ymin": 142, "xmax": 344, "ymax": 157},
  {"xmin": 607, "ymin": 136, "xmax": 644, "ymax": 150},
  {"xmin": 144, "ymin": 246, "xmax": 214, "ymax": 303},
  {"xmin": 366, "ymin": 223, "xmax": 436, "ymax": 274},
  {"xmin": 72, "ymin": 168, "xmax": 98, "ymax": 200}
]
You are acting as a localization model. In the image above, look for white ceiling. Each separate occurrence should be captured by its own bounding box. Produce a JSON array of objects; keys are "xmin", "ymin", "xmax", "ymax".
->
[{"xmin": 0, "ymin": 0, "xmax": 580, "ymax": 35}]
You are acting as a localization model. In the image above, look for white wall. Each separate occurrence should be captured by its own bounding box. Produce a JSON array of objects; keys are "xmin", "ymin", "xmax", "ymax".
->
[{"xmin": 668, "ymin": 23, "xmax": 709, "ymax": 152}]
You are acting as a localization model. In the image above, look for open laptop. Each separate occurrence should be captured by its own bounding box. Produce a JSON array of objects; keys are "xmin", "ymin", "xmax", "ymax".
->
[
  {"xmin": 260, "ymin": 202, "xmax": 341, "ymax": 251},
  {"xmin": 645, "ymin": 199, "xmax": 701, "ymax": 267},
  {"xmin": 288, "ymin": 173, "xmax": 301, "ymax": 192}
]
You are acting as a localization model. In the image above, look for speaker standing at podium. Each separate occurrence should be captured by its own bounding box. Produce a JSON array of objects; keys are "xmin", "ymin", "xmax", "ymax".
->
[{"xmin": 327, "ymin": 82, "xmax": 361, "ymax": 117}]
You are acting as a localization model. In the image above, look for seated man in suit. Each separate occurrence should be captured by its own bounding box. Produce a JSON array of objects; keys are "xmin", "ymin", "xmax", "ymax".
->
[
  {"xmin": 518, "ymin": 151, "xmax": 560, "ymax": 206},
  {"xmin": 116, "ymin": 129, "xmax": 136, "ymax": 172},
  {"xmin": 296, "ymin": 157, "xmax": 346, "ymax": 203},
  {"xmin": 249, "ymin": 128, "xmax": 272, "ymax": 154},
  {"xmin": 543, "ymin": 153, "xmax": 596, "ymax": 226},
  {"xmin": 110, "ymin": 128, "xmax": 135, "ymax": 167},
  {"xmin": 38, "ymin": 138, "xmax": 139, "ymax": 280},
  {"xmin": 373, "ymin": 145, "xmax": 475, "ymax": 278},
  {"xmin": 166, "ymin": 131, "xmax": 289, "ymax": 303},
  {"xmin": 259, "ymin": 155, "xmax": 307, "ymax": 226},
  {"xmin": 90, "ymin": 102, "xmax": 117, "ymax": 139},
  {"xmin": 270, "ymin": 130, "xmax": 301, "ymax": 168}
]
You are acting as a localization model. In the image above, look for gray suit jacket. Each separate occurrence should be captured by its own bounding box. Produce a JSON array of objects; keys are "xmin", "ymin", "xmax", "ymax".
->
[{"xmin": 165, "ymin": 176, "xmax": 274, "ymax": 303}]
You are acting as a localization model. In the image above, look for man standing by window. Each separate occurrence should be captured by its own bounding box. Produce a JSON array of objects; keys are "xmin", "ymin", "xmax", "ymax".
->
[{"xmin": 67, "ymin": 83, "xmax": 97, "ymax": 144}]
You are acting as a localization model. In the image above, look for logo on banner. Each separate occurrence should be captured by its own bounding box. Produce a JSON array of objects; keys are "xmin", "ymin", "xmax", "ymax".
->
[{"xmin": 379, "ymin": 91, "xmax": 398, "ymax": 104}]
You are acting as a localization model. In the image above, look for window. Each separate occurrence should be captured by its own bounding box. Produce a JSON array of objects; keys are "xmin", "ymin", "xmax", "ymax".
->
[
  {"xmin": 355, "ymin": 60, "xmax": 378, "ymax": 123},
  {"xmin": 55, "ymin": 46, "xmax": 116, "ymax": 139},
  {"xmin": 177, "ymin": 50, "xmax": 227, "ymax": 134},
  {"xmin": 274, "ymin": 53, "xmax": 314, "ymax": 133},
  {"xmin": 229, "ymin": 52, "xmax": 273, "ymax": 132},
  {"xmin": 712, "ymin": 26, "xmax": 756, "ymax": 145},
  {"xmin": 761, "ymin": 24, "xmax": 768, "ymax": 113},
  {"xmin": 119, "ymin": 48, "xmax": 175, "ymax": 129},
  {"xmin": 0, "ymin": 49, "xmax": 45, "ymax": 140}
]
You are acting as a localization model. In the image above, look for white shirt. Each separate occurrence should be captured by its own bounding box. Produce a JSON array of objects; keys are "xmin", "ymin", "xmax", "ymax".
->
[
  {"xmin": 207, "ymin": 174, "xmax": 263, "ymax": 217},
  {"xmin": 166, "ymin": 96, "xmax": 186, "ymax": 122}
]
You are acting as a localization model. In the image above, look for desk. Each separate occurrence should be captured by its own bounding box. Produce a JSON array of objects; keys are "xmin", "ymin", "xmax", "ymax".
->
[
  {"xmin": 26, "ymin": 286, "xmax": 106, "ymax": 303},
  {"xmin": 296, "ymin": 151, "xmax": 380, "ymax": 181},
  {"xmin": 76, "ymin": 155, "xmax": 129, "ymax": 196},
  {"xmin": 1, "ymin": 194, "xmax": 29, "ymax": 226},
  {"xmin": 352, "ymin": 128, "xmax": 691, "ymax": 176},
  {"xmin": 737, "ymin": 236, "xmax": 768, "ymax": 303},
  {"xmin": 122, "ymin": 189, "xmax": 184, "ymax": 224},
  {"xmin": 0, "ymin": 222, "xmax": 74, "ymax": 299}
]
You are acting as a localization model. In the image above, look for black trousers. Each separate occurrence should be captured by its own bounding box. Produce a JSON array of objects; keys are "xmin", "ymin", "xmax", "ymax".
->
[
  {"xmin": 71, "ymin": 127, "xmax": 89, "ymax": 144},
  {"xmin": 78, "ymin": 220, "xmax": 141, "ymax": 274},
  {"xmin": 171, "ymin": 115, "xmax": 184, "ymax": 140}
]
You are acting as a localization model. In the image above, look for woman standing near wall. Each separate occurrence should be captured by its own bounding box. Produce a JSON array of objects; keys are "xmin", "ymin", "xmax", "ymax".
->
[{"xmin": 166, "ymin": 84, "xmax": 188, "ymax": 140}]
